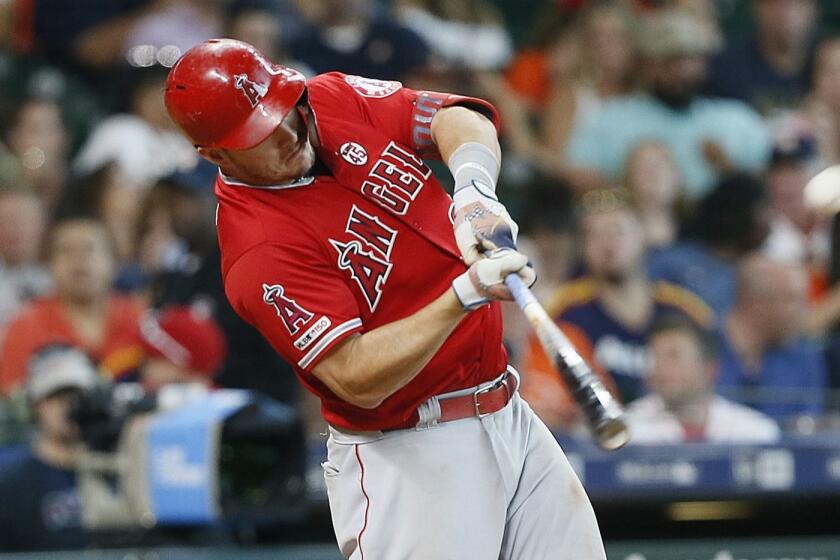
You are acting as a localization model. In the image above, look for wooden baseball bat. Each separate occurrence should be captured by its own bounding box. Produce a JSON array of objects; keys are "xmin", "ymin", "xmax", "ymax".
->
[{"xmin": 505, "ymin": 274, "xmax": 630, "ymax": 451}]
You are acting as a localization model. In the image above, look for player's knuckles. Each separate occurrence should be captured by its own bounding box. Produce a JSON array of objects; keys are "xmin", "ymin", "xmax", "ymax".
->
[
  {"xmin": 481, "ymin": 228, "xmax": 516, "ymax": 251},
  {"xmin": 486, "ymin": 284, "xmax": 512, "ymax": 300},
  {"xmin": 521, "ymin": 267, "xmax": 537, "ymax": 287},
  {"xmin": 498, "ymin": 251, "xmax": 528, "ymax": 272}
]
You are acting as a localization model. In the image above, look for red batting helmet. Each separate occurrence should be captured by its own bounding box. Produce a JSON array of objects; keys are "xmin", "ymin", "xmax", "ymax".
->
[{"xmin": 164, "ymin": 38, "xmax": 306, "ymax": 150}]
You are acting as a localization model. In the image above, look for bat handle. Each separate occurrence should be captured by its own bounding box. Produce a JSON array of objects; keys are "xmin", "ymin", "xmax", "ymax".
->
[{"xmin": 505, "ymin": 274, "xmax": 537, "ymax": 310}]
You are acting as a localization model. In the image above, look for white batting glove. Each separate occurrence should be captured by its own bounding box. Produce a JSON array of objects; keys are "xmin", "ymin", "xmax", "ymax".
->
[
  {"xmin": 452, "ymin": 248, "xmax": 536, "ymax": 310},
  {"xmin": 452, "ymin": 180, "xmax": 520, "ymax": 265}
]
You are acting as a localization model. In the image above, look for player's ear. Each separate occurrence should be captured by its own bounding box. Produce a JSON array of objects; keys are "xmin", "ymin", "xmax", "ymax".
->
[{"xmin": 197, "ymin": 147, "xmax": 225, "ymax": 166}]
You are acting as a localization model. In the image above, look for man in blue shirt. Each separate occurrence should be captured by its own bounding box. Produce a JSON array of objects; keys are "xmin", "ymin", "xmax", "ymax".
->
[
  {"xmin": 717, "ymin": 255, "xmax": 826, "ymax": 421},
  {"xmin": 567, "ymin": 8, "xmax": 770, "ymax": 199},
  {"xmin": 525, "ymin": 188, "xmax": 713, "ymax": 411},
  {"xmin": 706, "ymin": 0, "xmax": 818, "ymax": 115},
  {"xmin": 0, "ymin": 346, "xmax": 98, "ymax": 551},
  {"xmin": 647, "ymin": 173, "xmax": 772, "ymax": 318},
  {"xmin": 287, "ymin": 0, "xmax": 429, "ymax": 81}
]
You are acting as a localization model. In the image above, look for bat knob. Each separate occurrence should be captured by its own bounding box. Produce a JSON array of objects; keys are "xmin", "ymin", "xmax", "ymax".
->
[{"xmin": 594, "ymin": 417, "xmax": 630, "ymax": 451}]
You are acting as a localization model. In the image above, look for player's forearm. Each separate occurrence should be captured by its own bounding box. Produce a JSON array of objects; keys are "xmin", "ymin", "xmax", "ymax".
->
[
  {"xmin": 431, "ymin": 106, "xmax": 501, "ymax": 166},
  {"xmin": 312, "ymin": 288, "xmax": 468, "ymax": 409}
]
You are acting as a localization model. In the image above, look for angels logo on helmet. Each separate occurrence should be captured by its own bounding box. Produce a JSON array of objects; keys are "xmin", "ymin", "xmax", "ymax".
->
[{"xmin": 234, "ymin": 74, "xmax": 268, "ymax": 108}]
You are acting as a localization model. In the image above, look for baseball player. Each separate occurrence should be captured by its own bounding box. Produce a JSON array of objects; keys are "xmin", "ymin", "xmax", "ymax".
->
[{"xmin": 164, "ymin": 39, "xmax": 605, "ymax": 559}]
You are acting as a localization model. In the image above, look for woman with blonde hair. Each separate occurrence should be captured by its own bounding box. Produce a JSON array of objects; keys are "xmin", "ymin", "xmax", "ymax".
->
[{"xmin": 623, "ymin": 140, "xmax": 683, "ymax": 249}]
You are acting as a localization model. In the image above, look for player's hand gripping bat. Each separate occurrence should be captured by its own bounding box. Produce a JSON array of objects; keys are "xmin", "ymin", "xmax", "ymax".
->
[{"xmin": 505, "ymin": 274, "xmax": 630, "ymax": 451}]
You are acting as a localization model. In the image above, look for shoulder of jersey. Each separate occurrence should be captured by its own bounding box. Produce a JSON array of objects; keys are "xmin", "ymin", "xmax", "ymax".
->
[
  {"xmin": 652, "ymin": 281, "xmax": 713, "ymax": 327},
  {"xmin": 307, "ymin": 71, "xmax": 348, "ymax": 90},
  {"xmin": 545, "ymin": 278, "xmax": 598, "ymax": 318}
]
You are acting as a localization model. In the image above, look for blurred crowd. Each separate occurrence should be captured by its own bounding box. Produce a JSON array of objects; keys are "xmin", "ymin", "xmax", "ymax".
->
[{"xmin": 3, "ymin": 0, "xmax": 840, "ymax": 551}]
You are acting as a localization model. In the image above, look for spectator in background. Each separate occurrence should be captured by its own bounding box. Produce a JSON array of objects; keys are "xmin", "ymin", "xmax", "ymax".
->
[
  {"xmin": 226, "ymin": 0, "xmax": 315, "ymax": 77},
  {"xmin": 648, "ymin": 173, "xmax": 772, "ymax": 317},
  {"xmin": 144, "ymin": 173, "xmax": 300, "ymax": 405},
  {"xmin": 625, "ymin": 314, "xmax": 781, "ymax": 444},
  {"xmin": 522, "ymin": 188, "xmax": 712, "ymax": 412},
  {"xmin": 28, "ymin": 0, "xmax": 152, "ymax": 78},
  {"xmin": 288, "ymin": 0, "xmax": 429, "ymax": 81},
  {"xmin": 136, "ymin": 175, "xmax": 216, "ymax": 286},
  {"xmin": 0, "ymin": 346, "xmax": 98, "ymax": 551},
  {"xmin": 623, "ymin": 140, "xmax": 683, "ymax": 249},
  {"xmin": 137, "ymin": 304, "xmax": 226, "ymax": 392},
  {"xmin": 394, "ymin": 0, "xmax": 513, "ymax": 71},
  {"xmin": 3, "ymin": 96, "xmax": 71, "ymax": 211},
  {"xmin": 227, "ymin": 0, "xmax": 282, "ymax": 59},
  {"xmin": 762, "ymin": 128, "xmax": 829, "ymax": 284},
  {"xmin": 719, "ymin": 255, "xmax": 826, "ymax": 422},
  {"xmin": 706, "ymin": 0, "xmax": 818, "ymax": 116},
  {"xmin": 74, "ymin": 65, "xmax": 197, "ymax": 191},
  {"xmin": 0, "ymin": 216, "xmax": 144, "ymax": 395},
  {"xmin": 0, "ymin": 186, "xmax": 51, "ymax": 342},
  {"xmin": 496, "ymin": 5, "xmax": 635, "ymax": 181},
  {"xmin": 514, "ymin": 177, "xmax": 577, "ymax": 302},
  {"xmin": 579, "ymin": 3, "xmax": 637, "ymax": 101},
  {"xmin": 803, "ymin": 36, "xmax": 840, "ymax": 168},
  {"xmin": 502, "ymin": 177, "xmax": 576, "ymax": 373},
  {"xmin": 568, "ymin": 8, "xmax": 770, "ymax": 199},
  {"xmin": 123, "ymin": 0, "xmax": 223, "ymax": 63},
  {"xmin": 58, "ymin": 165, "xmax": 142, "ymax": 287}
]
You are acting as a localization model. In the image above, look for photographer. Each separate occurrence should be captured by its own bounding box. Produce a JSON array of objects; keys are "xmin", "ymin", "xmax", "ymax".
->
[{"xmin": 0, "ymin": 345, "xmax": 99, "ymax": 552}]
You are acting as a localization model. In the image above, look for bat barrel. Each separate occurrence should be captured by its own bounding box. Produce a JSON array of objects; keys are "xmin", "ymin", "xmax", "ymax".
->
[{"xmin": 505, "ymin": 274, "xmax": 630, "ymax": 451}]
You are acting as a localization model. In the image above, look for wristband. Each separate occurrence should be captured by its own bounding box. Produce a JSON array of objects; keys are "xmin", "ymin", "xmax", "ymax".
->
[
  {"xmin": 452, "ymin": 271, "xmax": 489, "ymax": 311},
  {"xmin": 448, "ymin": 142, "xmax": 499, "ymax": 193}
]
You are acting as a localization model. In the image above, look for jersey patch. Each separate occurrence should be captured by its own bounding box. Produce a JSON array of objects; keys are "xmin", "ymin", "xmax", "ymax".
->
[
  {"xmin": 294, "ymin": 316, "xmax": 332, "ymax": 351},
  {"xmin": 235, "ymin": 74, "xmax": 268, "ymax": 108},
  {"xmin": 340, "ymin": 142, "xmax": 368, "ymax": 166},
  {"xmin": 330, "ymin": 205, "xmax": 398, "ymax": 312},
  {"xmin": 411, "ymin": 92, "xmax": 445, "ymax": 155},
  {"xmin": 345, "ymin": 75, "xmax": 402, "ymax": 98},
  {"xmin": 262, "ymin": 283, "xmax": 314, "ymax": 335}
]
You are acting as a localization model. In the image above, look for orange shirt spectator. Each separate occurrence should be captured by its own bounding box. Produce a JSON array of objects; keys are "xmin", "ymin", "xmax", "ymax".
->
[
  {"xmin": 505, "ymin": 49, "xmax": 551, "ymax": 107},
  {"xmin": 0, "ymin": 295, "xmax": 143, "ymax": 394},
  {"xmin": 520, "ymin": 321, "xmax": 618, "ymax": 431},
  {"xmin": 0, "ymin": 216, "xmax": 146, "ymax": 394}
]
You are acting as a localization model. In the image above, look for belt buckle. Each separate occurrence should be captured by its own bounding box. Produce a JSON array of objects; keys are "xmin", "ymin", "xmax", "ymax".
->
[{"xmin": 473, "ymin": 377, "xmax": 503, "ymax": 418}]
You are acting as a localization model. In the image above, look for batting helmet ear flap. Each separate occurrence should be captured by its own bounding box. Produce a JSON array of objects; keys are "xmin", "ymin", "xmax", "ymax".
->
[
  {"xmin": 294, "ymin": 88, "xmax": 310, "ymax": 123},
  {"xmin": 294, "ymin": 89, "xmax": 322, "ymax": 147}
]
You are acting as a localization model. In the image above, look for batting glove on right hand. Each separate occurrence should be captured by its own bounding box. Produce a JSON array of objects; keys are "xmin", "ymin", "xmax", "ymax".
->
[{"xmin": 452, "ymin": 248, "xmax": 536, "ymax": 311}]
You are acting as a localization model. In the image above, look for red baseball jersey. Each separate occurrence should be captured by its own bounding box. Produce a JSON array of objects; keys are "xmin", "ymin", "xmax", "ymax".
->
[{"xmin": 217, "ymin": 72, "xmax": 508, "ymax": 430}]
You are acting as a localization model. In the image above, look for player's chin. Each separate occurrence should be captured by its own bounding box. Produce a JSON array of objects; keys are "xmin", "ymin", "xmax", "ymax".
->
[{"xmin": 286, "ymin": 144, "xmax": 315, "ymax": 177}]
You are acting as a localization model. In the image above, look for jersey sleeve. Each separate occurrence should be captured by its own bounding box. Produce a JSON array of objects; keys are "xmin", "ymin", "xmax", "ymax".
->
[
  {"xmin": 308, "ymin": 72, "xmax": 500, "ymax": 159},
  {"xmin": 224, "ymin": 242, "xmax": 364, "ymax": 372}
]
